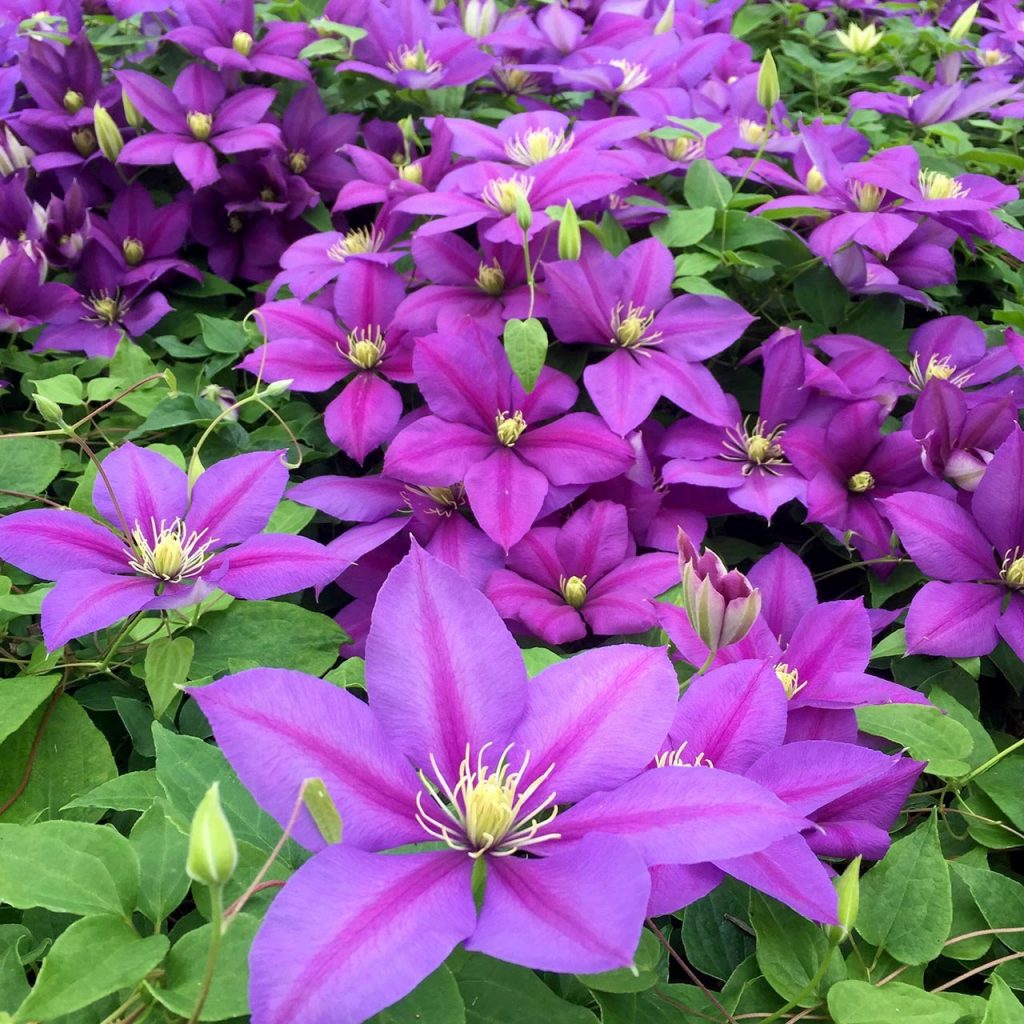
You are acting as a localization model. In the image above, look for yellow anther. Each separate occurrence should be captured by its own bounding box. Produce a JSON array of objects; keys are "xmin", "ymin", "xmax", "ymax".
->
[
  {"xmin": 481, "ymin": 174, "xmax": 534, "ymax": 215},
  {"xmin": 495, "ymin": 410, "xmax": 527, "ymax": 447},
  {"xmin": 476, "ymin": 261, "xmax": 505, "ymax": 295},
  {"xmin": 610, "ymin": 302, "xmax": 660, "ymax": 350},
  {"xmin": 386, "ymin": 41, "xmax": 442, "ymax": 74},
  {"xmin": 288, "ymin": 150, "xmax": 309, "ymax": 174},
  {"xmin": 738, "ymin": 119, "xmax": 769, "ymax": 145},
  {"xmin": 503, "ymin": 128, "xmax": 574, "ymax": 166},
  {"xmin": 327, "ymin": 227, "xmax": 382, "ymax": 262},
  {"xmin": 232, "ymin": 30, "xmax": 253, "ymax": 55},
  {"xmin": 344, "ymin": 327, "xmax": 386, "ymax": 370},
  {"xmin": 63, "ymin": 89, "xmax": 84, "ymax": 113},
  {"xmin": 122, "ymin": 237, "xmax": 144, "ymax": 265},
  {"xmin": 128, "ymin": 518, "xmax": 216, "ymax": 583},
  {"xmin": 847, "ymin": 471, "xmax": 875, "ymax": 493},
  {"xmin": 188, "ymin": 112, "xmax": 213, "ymax": 140},
  {"xmin": 806, "ymin": 166, "xmax": 826, "ymax": 193},
  {"xmin": 851, "ymin": 182, "xmax": 883, "ymax": 212},
  {"xmin": 774, "ymin": 662, "xmax": 807, "ymax": 699},
  {"xmin": 560, "ymin": 575, "xmax": 588, "ymax": 609},
  {"xmin": 918, "ymin": 170, "xmax": 969, "ymax": 201}
]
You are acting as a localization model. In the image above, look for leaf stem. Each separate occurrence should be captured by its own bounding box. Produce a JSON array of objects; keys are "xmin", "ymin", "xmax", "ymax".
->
[{"xmin": 187, "ymin": 884, "xmax": 224, "ymax": 1024}]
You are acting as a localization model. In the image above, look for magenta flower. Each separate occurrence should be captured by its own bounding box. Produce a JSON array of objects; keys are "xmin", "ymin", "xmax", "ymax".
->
[
  {"xmin": 117, "ymin": 66, "xmax": 281, "ymax": 189},
  {"xmin": 486, "ymin": 500, "xmax": 678, "ymax": 644},
  {"xmin": 383, "ymin": 320, "xmax": 634, "ymax": 550},
  {"xmin": 191, "ymin": 545, "xmax": 807, "ymax": 1024},
  {"xmin": 882, "ymin": 427, "xmax": 1024, "ymax": 660},
  {"xmin": 543, "ymin": 238, "xmax": 754, "ymax": 433},
  {"xmin": 0, "ymin": 444, "xmax": 344, "ymax": 650}
]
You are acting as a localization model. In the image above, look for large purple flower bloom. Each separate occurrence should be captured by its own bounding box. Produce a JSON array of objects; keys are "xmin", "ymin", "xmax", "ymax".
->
[
  {"xmin": 543, "ymin": 238, "xmax": 754, "ymax": 433},
  {"xmin": 0, "ymin": 444, "xmax": 344, "ymax": 650},
  {"xmin": 383, "ymin": 320, "xmax": 634, "ymax": 550},
  {"xmin": 191, "ymin": 545, "xmax": 808, "ymax": 1023},
  {"xmin": 117, "ymin": 66, "xmax": 280, "ymax": 189},
  {"xmin": 882, "ymin": 427, "xmax": 1024, "ymax": 660},
  {"xmin": 486, "ymin": 500, "xmax": 678, "ymax": 644}
]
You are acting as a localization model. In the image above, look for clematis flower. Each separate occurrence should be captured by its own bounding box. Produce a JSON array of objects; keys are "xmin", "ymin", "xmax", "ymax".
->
[
  {"xmin": 117, "ymin": 66, "xmax": 281, "ymax": 189},
  {"xmin": 191, "ymin": 545, "xmax": 808, "ymax": 1024},
  {"xmin": 485, "ymin": 500, "xmax": 678, "ymax": 644},
  {"xmin": 882, "ymin": 427, "xmax": 1024, "ymax": 660},
  {"xmin": 277, "ymin": 87, "xmax": 359, "ymax": 203},
  {"xmin": 906, "ymin": 316, "xmax": 1022, "ymax": 399},
  {"xmin": 383, "ymin": 320, "xmax": 634, "ymax": 550},
  {"xmin": 0, "ymin": 444, "xmax": 345, "ymax": 650},
  {"xmin": 0, "ymin": 247, "xmax": 78, "ymax": 333},
  {"xmin": 543, "ymin": 238, "xmax": 754, "ymax": 433}
]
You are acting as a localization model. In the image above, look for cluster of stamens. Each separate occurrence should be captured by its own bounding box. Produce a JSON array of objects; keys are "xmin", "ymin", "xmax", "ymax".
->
[
  {"xmin": 918, "ymin": 170, "xmax": 969, "ymax": 201},
  {"xmin": 608, "ymin": 59, "xmax": 650, "ymax": 92},
  {"xmin": 656, "ymin": 134, "xmax": 705, "ymax": 163},
  {"xmin": 503, "ymin": 128, "xmax": 574, "ymax": 166},
  {"xmin": 559, "ymin": 574, "xmax": 588, "ymax": 609},
  {"xmin": 610, "ymin": 302, "xmax": 660, "ymax": 351},
  {"xmin": 481, "ymin": 174, "xmax": 534, "ymax": 214},
  {"xmin": 415, "ymin": 743, "xmax": 560, "ymax": 858},
  {"xmin": 386, "ymin": 41, "xmax": 442, "ymax": 74},
  {"xmin": 850, "ymin": 181, "xmax": 884, "ymax": 212},
  {"xmin": 738, "ymin": 119, "xmax": 769, "ymax": 145},
  {"xmin": 326, "ymin": 227, "xmax": 383, "ymax": 263},
  {"xmin": 476, "ymin": 260, "xmax": 506, "ymax": 295},
  {"xmin": 406, "ymin": 484, "xmax": 465, "ymax": 517},
  {"xmin": 774, "ymin": 662, "xmax": 808, "ymax": 700},
  {"xmin": 908, "ymin": 353, "xmax": 973, "ymax": 390},
  {"xmin": 655, "ymin": 741, "xmax": 715, "ymax": 769},
  {"xmin": 85, "ymin": 290, "xmax": 128, "ymax": 326},
  {"xmin": 722, "ymin": 417, "xmax": 787, "ymax": 476},
  {"xmin": 847, "ymin": 470, "xmax": 875, "ymax": 493},
  {"xmin": 1001, "ymin": 548, "xmax": 1024, "ymax": 589},
  {"xmin": 495, "ymin": 409, "xmax": 527, "ymax": 446},
  {"xmin": 127, "ymin": 518, "xmax": 216, "ymax": 583},
  {"xmin": 187, "ymin": 111, "xmax": 213, "ymax": 140},
  {"xmin": 342, "ymin": 326, "xmax": 386, "ymax": 370}
]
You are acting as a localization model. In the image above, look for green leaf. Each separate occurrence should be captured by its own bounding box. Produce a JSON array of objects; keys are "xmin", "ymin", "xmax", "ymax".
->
[
  {"xmin": 143, "ymin": 636, "xmax": 193, "ymax": 719},
  {"xmin": 680, "ymin": 877, "xmax": 755, "ymax": 981},
  {"xmin": 129, "ymin": 805, "xmax": 189, "ymax": 926},
  {"xmin": 33, "ymin": 374, "xmax": 84, "ymax": 406},
  {"xmin": 856, "ymin": 704, "xmax": 973, "ymax": 777},
  {"xmin": 976, "ymin": 755, "xmax": 1024, "ymax": 832},
  {"xmin": 521, "ymin": 648, "xmax": 563, "ymax": 677},
  {"xmin": 652, "ymin": 207, "xmax": 716, "ymax": 248},
  {"xmin": 189, "ymin": 601, "xmax": 345, "ymax": 677},
  {"xmin": 870, "ymin": 628, "xmax": 906, "ymax": 660},
  {"xmin": 0, "ymin": 675, "xmax": 60, "ymax": 745},
  {"xmin": 856, "ymin": 813, "xmax": 952, "ymax": 965},
  {"xmin": 749, "ymin": 893, "xmax": 841, "ymax": 1005},
  {"xmin": 952, "ymin": 863, "xmax": 1024, "ymax": 954},
  {"xmin": 984, "ymin": 977, "xmax": 1024, "ymax": 1023},
  {"xmin": 149, "ymin": 913, "xmax": 258, "ymax": 1021},
  {"xmin": 14, "ymin": 915, "xmax": 167, "ymax": 1022},
  {"xmin": 718, "ymin": 211, "xmax": 792, "ymax": 249},
  {"xmin": 578, "ymin": 931, "xmax": 661, "ymax": 993},
  {"xmin": 827, "ymin": 980, "xmax": 965, "ymax": 1024},
  {"xmin": 793, "ymin": 264, "xmax": 847, "ymax": 326},
  {"xmin": 196, "ymin": 313, "xmax": 250, "ymax": 355},
  {"xmin": 0, "ymin": 695, "xmax": 117, "ymax": 823},
  {"xmin": 369, "ymin": 966, "xmax": 465, "ymax": 1023},
  {"xmin": 0, "ymin": 438, "xmax": 63, "ymax": 509},
  {"xmin": 683, "ymin": 159, "xmax": 732, "ymax": 210},
  {"xmin": 0, "ymin": 821, "xmax": 139, "ymax": 916},
  {"xmin": 453, "ymin": 954, "xmax": 599, "ymax": 1023},
  {"xmin": 503, "ymin": 318, "xmax": 548, "ymax": 393},
  {"xmin": 63, "ymin": 770, "xmax": 163, "ymax": 814}
]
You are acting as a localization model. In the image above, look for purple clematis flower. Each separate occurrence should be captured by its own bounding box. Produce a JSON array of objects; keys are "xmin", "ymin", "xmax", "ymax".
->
[
  {"xmin": 383, "ymin": 320, "xmax": 635, "ymax": 550},
  {"xmin": 882, "ymin": 427, "xmax": 1024, "ymax": 660},
  {"xmin": 191, "ymin": 545, "xmax": 808, "ymax": 1024},
  {"xmin": 117, "ymin": 66, "xmax": 281, "ymax": 189},
  {"xmin": 0, "ymin": 444, "xmax": 344, "ymax": 650},
  {"xmin": 278, "ymin": 87, "xmax": 359, "ymax": 203},
  {"xmin": 486, "ymin": 500, "xmax": 678, "ymax": 644},
  {"xmin": 0, "ymin": 247, "xmax": 78, "ymax": 333},
  {"xmin": 543, "ymin": 238, "xmax": 754, "ymax": 433}
]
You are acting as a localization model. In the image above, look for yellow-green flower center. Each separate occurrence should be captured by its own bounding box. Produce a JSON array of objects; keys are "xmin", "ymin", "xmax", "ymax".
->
[
  {"xmin": 72, "ymin": 127, "xmax": 97, "ymax": 156},
  {"xmin": 847, "ymin": 471, "xmax": 875, "ymax": 493},
  {"xmin": 482, "ymin": 174, "xmax": 534, "ymax": 215},
  {"xmin": 63, "ymin": 89, "xmax": 84, "ymax": 113},
  {"xmin": 122, "ymin": 237, "xmax": 144, "ymax": 265},
  {"xmin": 610, "ymin": 302, "xmax": 660, "ymax": 350},
  {"xmin": 560, "ymin": 575, "xmax": 588, "ymax": 609},
  {"xmin": 188, "ymin": 112, "xmax": 213, "ymax": 141},
  {"xmin": 327, "ymin": 227, "xmax": 382, "ymax": 262},
  {"xmin": 774, "ymin": 662, "xmax": 808, "ymax": 700},
  {"xmin": 344, "ymin": 327, "xmax": 386, "ymax": 370},
  {"xmin": 387, "ymin": 41, "xmax": 442, "ymax": 74},
  {"xmin": 232, "ymin": 30, "xmax": 253, "ymax": 55},
  {"xmin": 127, "ymin": 518, "xmax": 215, "ymax": 583},
  {"xmin": 609, "ymin": 59, "xmax": 650, "ymax": 92},
  {"xmin": 918, "ymin": 170, "xmax": 969, "ymax": 201},
  {"xmin": 503, "ymin": 128, "xmax": 574, "ymax": 166},
  {"xmin": 476, "ymin": 261, "xmax": 505, "ymax": 295},
  {"xmin": 495, "ymin": 410, "xmax": 527, "ymax": 447},
  {"xmin": 288, "ymin": 149, "xmax": 309, "ymax": 174},
  {"xmin": 1002, "ymin": 551, "xmax": 1024, "ymax": 589},
  {"xmin": 851, "ymin": 182, "xmax": 884, "ymax": 212}
]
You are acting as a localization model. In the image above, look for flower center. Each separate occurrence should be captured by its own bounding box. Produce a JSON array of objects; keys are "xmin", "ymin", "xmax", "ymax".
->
[
  {"xmin": 188, "ymin": 112, "xmax": 213, "ymax": 141},
  {"xmin": 503, "ymin": 128, "xmax": 574, "ymax": 166},
  {"xmin": 1001, "ymin": 550, "xmax": 1024, "ymax": 589},
  {"xmin": 909, "ymin": 353, "xmax": 973, "ymax": 390},
  {"xmin": 387, "ymin": 41, "xmax": 442, "ymax": 74},
  {"xmin": 476, "ymin": 260, "xmax": 505, "ymax": 295},
  {"xmin": 122, "ymin": 237, "xmax": 144, "ymax": 265},
  {"xmin": 409, "ymin": 484, "xmax": 464, "ymax": 516},
  {"xmin": 560, "ymin": 575, "xmax": 587, "ymax": 608},
  {"xmin": 610, "ymin": 302, "xmax": 660, "ymax": 350},
  {"xmin": 481, "ymin": 174, "xmax": 534, "ymax": 215},
  {"xmin": 806, "ymin": 166, "xmax": 826, "ymax": 193},
  {"xmin": 738, "ymin": 119, "xmax": 769, "ymax": 145},
  {"xmin": 495, "ymin": 409, "xmax": 527, "ymax": 447},
  {"xmin": 495, "ymin": 63, "xmax": 540, "ymax": 95},
  {"xmin": 63, "ymin": 89, "xmax": 84, "ymax": 113},
  {"xmin": 851, "ymin": 182, "xmax": 884, "ymax": 212},
  {"xmin": 774, "ymin": 662, "xmax": 807, "ymax": 700},
  {"xmin": 87, "ymin": 291, "xmax": 127, "ymax": 325},
  {"xmin": 343, "ymin": 326, "xmax": 386, "ymax": 370},
  {"xmin": 288, "ymin": 149, "xmax": 309, "ymax": 174},
  {"xmin": 127, "ymin": 518, "xmax": 216, "ymax": 582},
  {"xmin": 847, "ymin": 470, "xmax": 875, "ymax": 493},
  {"xmin": 657, "ymin": 133, "xmax": 705, "ymax": 162},
  {"xmin": 415, "ymin": 743, "xmax": 559, "ymax": 858},
  {"xmin": 979, "ymin": 48, "xmax": 1008, "ymax": 66},
  {"xmin": 398, "ymin": 162, "xmax": 423, "ymax": 183},
  {"xmin": 609, "ymin": 59, "xmax": 650, "ymax": 92},
  {"xmin": 655, "ymin": 741, "xmax": 715, "ymax": 768},
  {"xmin": 918, "ymin": 170, "xmax": 969, "ymax": 201},
  {"xmin": 232, "ymin": 29, "xmax": 253, "ymax": 55},
  {"xmin": 327, "ymin": 227, "xmax": 382, "ymax": 262},
  {"xmin": 722, "ymin": 417, "xmax": 787, "ymax": 475},
  {"xmin": 72, "ymin": 127, "xmax": 97, "ymax": 156}
]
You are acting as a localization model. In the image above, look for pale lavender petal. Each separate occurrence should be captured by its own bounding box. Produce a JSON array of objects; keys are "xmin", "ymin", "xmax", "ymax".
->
[
  {"xmin": 41, "ymin": 570, "xmax": 157, "ymax": 651},
  {"xmin": 250, "ymin": 848, "xmax": 474, "ymax": 1024},
  {"xmin": 0, "ymin": 509, "xmax": 127, "ymax": 578},
  {"xmin": 365, "ymin": 544, "xmax": 528, "ymax": 779},
  {"xmin": 93, "ymin": 442, "xmax": 187, "ymax": 537},
  {"xmin": 190, "ymin": 668, "xmax": 423, "ymax": 852}
]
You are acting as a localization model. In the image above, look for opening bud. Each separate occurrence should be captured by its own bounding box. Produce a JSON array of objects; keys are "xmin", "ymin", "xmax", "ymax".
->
[
  {"xmin": 122, "ymin": 89, "xmax": 144, "ymax": 130},
  {"xmin": 93, "ymin": 103, "xmax": 124, "ymax": 161},
  {"xmin": 557, "ymin": 200, "xmax": 581, "ymax": 261},
  {"xmin": 188, "ymin": 112, "xmax": 214, "ymax": 141},
  {"xmin": 757, "ymin": 49, "xmax": 780, "ymax": 111},
  {"xmin": 186, "ymin": 783, "xmax": 238, "ymax": 888},
  {"xmin": 825, "ymin": 856, "xmax": 861, "ymax": 943}
]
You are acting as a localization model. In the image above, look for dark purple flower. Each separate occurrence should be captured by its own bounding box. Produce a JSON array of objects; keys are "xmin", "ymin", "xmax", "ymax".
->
[
  {"xmin": 0, "ymin": 247, "xmax": 78, "ymax": 333},
  {"xmin": 278, "ymin": 87, "xmax": 358, "ymax": 202}
]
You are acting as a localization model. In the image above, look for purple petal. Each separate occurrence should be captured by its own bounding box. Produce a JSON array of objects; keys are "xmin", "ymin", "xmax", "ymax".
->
[
  {"xmin": 215, "ymin": 87, "xmax": 276, "ymax": 132},
  {"xmin": 190, "ymin": 668, "xmax": 423, "ymax": 852},
  {"xmin": 647, "ymin": 863, "xmax": 723, "ymax": 916},
  {"xmin": 384, "ymin": 418, "xmax": 495, "ymax": 483},
  {"xmin": 325, "ymin": 375, "xmax": 403, "ymax": 465},
  {"xmin": 239, "ymin": 340, "xmax": 346, "ymax": 392},
  {"xmin": 364, "ymin": 544, "xmax": 527, "ymax": 779},
  {"xmin": 186, "ymin": 450, "xmax": 288, "ymax": 545},
  {"xmin": 748, "ymin": 546, "xmax": 818, "ymax": 644},
  {"xmin": 93, "ymin": 442, "xmax": 187, "ymax": 536},
  {"xmin": 250, "ymin": 847, "xmax": 474, "ymax": 1024},
  {"xmin": 41, "ymin": 570, "xmax": 157, "ymax": 651},
  {"xmin": 555, "ymin": 500, "xmax": 631, "ymax": 579},
  {"xmin": 583, "ymin": 554, "xmax": 679, "ymax": 635},
  {"xmin": 584, "ymin": 350, "xmax": 665, "ymax": 435},
  {"xmin": 513, "ymin": 645, "xmax": 678, "ymax": 803},
  {"xmin": 486, "ymin": 571, "xmax": 587, "ymax": 645},
  {"xmin": 905, "ymin": 581, "xmax": 1002, "ymax": 657},
  {"xmin": 0, "ymin": 509, "xmax": 127, "ymax": 578},
  {"xmin": 784, "ymin": 600, "xmax": 870, "ymax": 679},
  {"xmin": 467, "ymin": 836, "xmax": 650, "ymax": 974},
  {"xmin": 518, "ymin": 413, "xmax": 634, "ymax": 485},
  {"xmin": 972, "ymin": 428, "xmax": 1024, "ymax": 556},
  {"xmin": 207, "ymin": 535, "xmax": 345, "ymax": 599},
  {"xmin": 116, "ymin": 70, "xmax": 184, "ymax": 133},
  {"xmin": 464, "ymin": 448, "xmax": 548, "ymax": 552},
  {"xmin": 173, "ymin": 142, "xmax": 219, "ymax": 189}
]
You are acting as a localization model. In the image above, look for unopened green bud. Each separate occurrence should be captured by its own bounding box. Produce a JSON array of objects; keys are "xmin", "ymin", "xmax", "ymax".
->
[
  {"xmin": 949, "ymin": 1, "xmax": 978, "ymax": 41},
  {"xmin": 514, "ymin": 192, "xmax": 533, "ymax": 232},
  {"xmin": 93, "ymin": 103, "xmax": 124, "ymax": 161},
  {"xmin": 122, "ymin": 89, "xmax": 144, "ymax": 130},
  {"xmin": 186, "ymin": 783, "xmax": 238, "ymax": 888},
  {"xmin": 33, "ymin": 393, "xmax": 66, "ymax": 427},
  {"xmin": 757, "ymin": 49, "xmax": 780, "ymax": 111},
  {"xmin": 826, "ymin": 856, "xmax": 861, "ymax": 943},
  {"xmin": 163, "ymin": 368, "xmax": 178, "ymax": 396},
  {"xmin": 654, "ymin": 0, "xmax": 675, "ymax": 34},
  {"xmin": 63, "ymin": 89, "xmax": 84, "ymax": 113},
  {"xmin": 261, "ymin": 378, "xmax": 293, "ymax": 397},
  {"xmin": 232, "ymin": 29, "xmax": 254, "ymax": 55},
  {"xmin": 302, "ymin": 778, "xmax": 343, "ymax": 844},
  {"xmin": 557, "ymin": 200, "xmax": 581, "ymax": 260}
]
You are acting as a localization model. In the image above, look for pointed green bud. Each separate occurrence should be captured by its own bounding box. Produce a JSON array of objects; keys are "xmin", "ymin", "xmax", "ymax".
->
[
  {"xmin": 261, "ymin": 378, "xmax": 293, "ymax": 397},
  {"xmin": 557, "ymin": 200, "xmax": 581, "ymax": 260},
  {"xmin": 186, "ymin": 783, "xmax": 238, "ymax": 888},
  {"xmin": 302, "ymin": 778, "xmax": 343, "ymax": 844},
  {"xmin": 163, "ymin": 368, "xmax": 178, "ymax": 396},
  {"xmin": 93, "ymin": 103, "xmax": 124, "ymax": 161},
  {"xmin": 654, "ymin": 0, "xmax": 675, "ymax": 34},
  {"xmin": 122, "ymin": 89, "xmax": 144, "ymax": 130},
  {"xmin": 949, "ymin": 1, "xmax": 978, "ymax": 41},
  {"xmin": 514, "ymin": 192, "xmax": 533, "ymax": 232},
  {"xmin": 33, "ymin": 393, "xmax": 66, "ymax": 427},
  {"xmin": 187, "ymin": 453, "xmax": 205, "ymax": 489},
  {"xmin": 826, "ymin": 856, "xmax": 861, "ymax": 942},
  {"xmin": 757, "ymin": 49, "xmax": 780, "ymax": 111}
]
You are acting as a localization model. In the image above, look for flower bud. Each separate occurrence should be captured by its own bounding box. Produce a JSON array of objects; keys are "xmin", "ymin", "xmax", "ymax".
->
[
  {"xmin": 557, "ymin": 201, "xmax": 581, "ymax": 260},
  {"xmin": 654, "ymin": 0, "xmax": 675, "ymax": 34},
  {"xmin": 398, "ymin": 161, "xmax": 423, "ymax": 184},
  {"xmin": 826, "ymin": 856, "xmax": 861, "ymax": 942},
  {"xmin": 33, "ymin": 393, "xmax": 66, "ymax": 427},
  {"xmin": 678, "ymin": 529, "xmax": 761, "ymax": 654},
  {"xmin": 514, "ymin": 192, "xmax": 533, "ymax": 232},
  {"xmin": 122, "ymin": 237, "xmax": 145, "ymax": 265},
  {"xmin": 462, "ymin": 0, "xmax": 497, "ymax": 38},
  {"xmin": 63, "ymin": 89, "xmax": 84, "ymax": 113},
  {"xmin": 72, "ymin": 128, "xmax": 97, "ymax": 157},
  {"xmin": 757, "ymin": 49, "xmax": 780, "ymax": 111},
  {"xmin": 949, "ymin": 1, "xmax": 978, "ymax": 41},
  {"xmin": 186, "ymin": 783, "xmax": 238, "ymax": 888},
  {"xmin": 261, "ymin": 378, "xmax": 293, "ymax": 397},
  {"xmin": 302, "ymin": 777, "xmax": 343, "ymax": 844},
  {"xmin": 93, "ymin": 103, "xmax": 124, "ymax": 161},
  {"xmin": 122, "ymin": 89, "xmax": 144, "ymax": 130},
  {"xmin": 232, "ymin": 29, "xmax": 254, "ymax": 55},
  {"xmin": 163, "ymin": 368, "xmax": 178, "ymax": 396}
]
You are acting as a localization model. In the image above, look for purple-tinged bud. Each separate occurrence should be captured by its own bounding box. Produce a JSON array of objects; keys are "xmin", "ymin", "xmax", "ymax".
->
[{"xmin": 677, "ymin": 528, "xmax": 761, "ymax": 653}]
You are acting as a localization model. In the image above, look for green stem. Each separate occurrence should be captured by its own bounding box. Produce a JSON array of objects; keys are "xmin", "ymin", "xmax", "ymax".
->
[
  {"xmin": 958, "ymin": 735, "xmax": 1024, "ymax": 787},
  {"xmin": 97, "ymin": 612, "xmax": 143, "ymax": 671},
  {"xmin": 757, "ymin": 937, "xmax": 839, "ymax": 1024},
  {"xmin": 695, "ymin": 650, "xmax": 716, "ymax": 676},
  {"xmin": 188, "ymin": 885, "xmax": 225, "ymax": 1024}
]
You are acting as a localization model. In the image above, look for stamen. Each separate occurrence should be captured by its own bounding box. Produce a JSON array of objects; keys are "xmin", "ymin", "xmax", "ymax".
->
[
  {"xmin": 386, "ymin": 41, "xmax": 442, "ymax": 74},
  {"xmin": 609, "ymin": 302, "xmax": 661, "ymax": 351},
  {"xmin": 721, "ymin": 417, "xmax": 787, "ymax": 476},
  {"xmin": 342, "ymin": 326, "xmax": 386, "ymax": 370},
  {"xmin": 847, "ymin": 470, "xmax": 875, "ymax": 493},
  {"xmin": 609, "ymin": 59, "xmax": 650, "ymax": 92},
  {"xmin": 655, "ymin": 741, "xmax": 715, "ymax": 769},
  {"xmin": 481, "ymin": 174, "xmax": 534, "ymax": 215},
  {"xmin": 476, "ymin": 260, "xmax": 505, "ymax": 295},
  {"xmin": 495, "ymin": 409, "xmax": 527, "ymax": 446},
  {"xmin": 774, "ymin": 662, "xmax": 808, "ymax": 700},
  {"xmin": 1001, "ymin": 548, "xmax": 1024, "ymax": 589},
  {"xmin": 918, "ymin": 170, "xmax": 969, "ymax": 201},
  {"xmin": 850, "ymin": 181, "xmax": 884, "ymax": 212},
  {"xmin": 326, "ymin": 227, "xmax": 383, "ymax": 263},
  {"xmin": 908, "ymin": 353, "xmax": 973, "ymax": 390},
  {"xmin": 503, "ymin": 128, "xmax": 574, "ymax": 166},
  {"xmin": 559, "ymin": 575, "xmax": 587, "ymax": 609},
  {"xmin": 127, "ymin": 518, "xmax": 216, "ymax": 582}
]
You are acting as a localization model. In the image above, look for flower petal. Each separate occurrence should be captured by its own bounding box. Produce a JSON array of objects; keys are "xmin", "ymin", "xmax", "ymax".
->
[
  {"xmin": 41, "ymin": 570, "xmax": 157, "ymax": 651},
  {"xmin": 905, "ymin": 581, "xmax": 1002, "ymax": 657},
  {"xmin": 93, "ymin": 442, "xmax": 187, "ymax": 537},
  {"xmin": 464, "ymin": 448, "xmax": 548, "ymax": 552},
  {"xmin": 0, "ymin": 509, "xmax": 127, "ymax": 578},
  {"xmin": 207, "ymin": 534, "xmax": 346, "ymax": 599}
]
